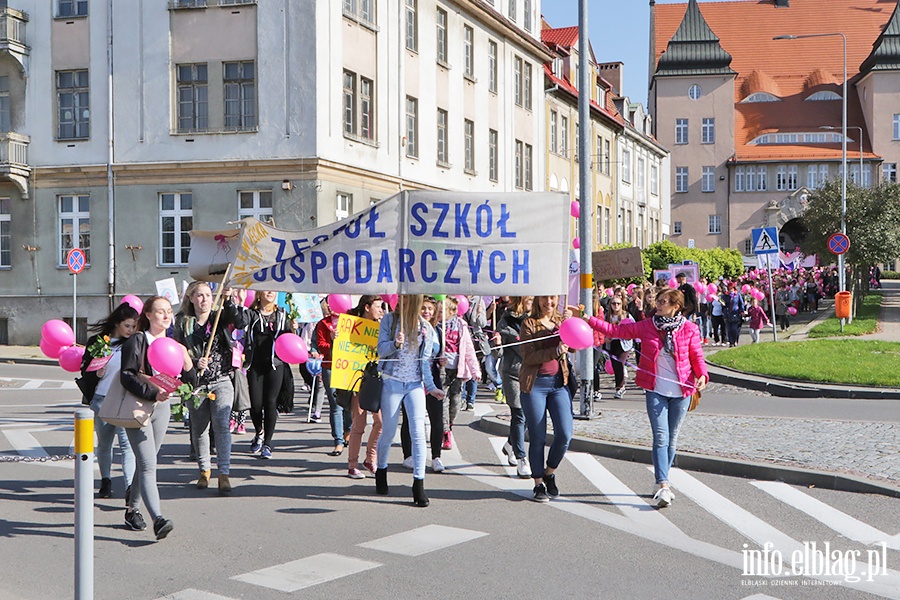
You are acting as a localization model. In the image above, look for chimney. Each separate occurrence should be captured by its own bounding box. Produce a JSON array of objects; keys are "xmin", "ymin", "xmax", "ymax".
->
[
  {"xmin": 598, "ymin": 62, "xmax": 624, "ymax": 97},
  {"xmin": 775, "ymin": 0, "xmax": 789, "ymax": 7}
]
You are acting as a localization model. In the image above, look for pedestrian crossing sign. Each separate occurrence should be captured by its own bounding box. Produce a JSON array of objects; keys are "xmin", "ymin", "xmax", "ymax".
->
[{"xmin": 751, "ymin": 227, "xmax": 779, "ymax": 255}]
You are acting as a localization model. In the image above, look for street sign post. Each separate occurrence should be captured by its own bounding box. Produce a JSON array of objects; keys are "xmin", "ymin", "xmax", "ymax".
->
[
  {"xmin": 67, "ymin": 248, "xmax": 85, "ymax": 335},
  {"xmin": 751, "ymin": 228, "xmax": 780, "ymax": 342}
]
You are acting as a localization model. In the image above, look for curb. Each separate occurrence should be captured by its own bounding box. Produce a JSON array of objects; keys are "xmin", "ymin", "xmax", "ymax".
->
[
  {"xmin": 476, "ymin": 415, "xmax": 900, "ymax": 499},
  {"xmin": 2, "ymin": 357, "xmax": 59, "ymax": 367},
  {"xmin": 707, "ymin": 364, "xmax": 900, "ymax": 400}
]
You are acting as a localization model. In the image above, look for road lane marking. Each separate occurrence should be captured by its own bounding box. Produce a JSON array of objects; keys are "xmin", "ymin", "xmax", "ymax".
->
[
  {"xmin": 0, "ymin": 379, "xmax": 78, "ymax": 391},
  {"xmin": 358, "ymin": 524, "xmax": 488, "ymax": 556},
  {"xmin": 3, "ymin": 429, "xmax": 48, "ymax": 458},
  {"xmin": 473, "ymin": 402, "xmax": 493, "ymax": 418},
  {"xmin": 157, "ymin": 590, "xmax": 237, "ymax": 600},
  {"xmin": 488, "ymin": 436, "xmax": 519, "ymax": 478},
  {"xmin": 751, "ymin": 481, "xmax": 900, "ymax": 551},
  {"xmin": 232, "ymin": 553, "xmax": 380, "ymax": 592}
]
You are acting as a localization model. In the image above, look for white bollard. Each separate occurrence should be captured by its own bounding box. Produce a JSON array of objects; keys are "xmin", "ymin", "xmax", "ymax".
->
[{"xmin": 74, "ymin": 409, "xmax": 94, "ymax": 600}]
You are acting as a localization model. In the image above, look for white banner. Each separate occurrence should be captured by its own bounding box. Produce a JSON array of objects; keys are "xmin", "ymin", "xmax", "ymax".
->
[{"xmin": 189, "ymin": 191, "xmax": 570, "ymax": 295}]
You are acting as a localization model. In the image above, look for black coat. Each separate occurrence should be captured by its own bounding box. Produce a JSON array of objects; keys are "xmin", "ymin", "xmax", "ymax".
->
[{"xmin": 120, "ymin": 332, "xmax": 197, "ymax": 401}]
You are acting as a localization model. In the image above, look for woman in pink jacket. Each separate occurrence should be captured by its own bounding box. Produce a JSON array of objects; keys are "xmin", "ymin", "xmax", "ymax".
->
[{"xmin": 575, "ymin": 288, "xmax": 708, "ymax": 508}]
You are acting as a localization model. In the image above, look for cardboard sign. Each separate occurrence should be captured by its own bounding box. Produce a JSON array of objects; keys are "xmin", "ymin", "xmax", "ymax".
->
[
  {"xmin": 331, "ymin": 314, "xmax": 379, "ymax": 392},
  {"xmin": 86, "ymin": 354, "xmax": 113, "ymax": 373},
  {"xmin": 148, "ymin": 373, "xmax": 182, "ymax": 394},
  {"xmin": 668, "ymin": 263, "xmax": 700, "ymax": 284},
  {"xmin": 592, "ymin": 247, "xmax": 645, "ymax": 282},
  {"xmin": 155, "ymin": 278, "xmax": 180, "ymax": 305}
]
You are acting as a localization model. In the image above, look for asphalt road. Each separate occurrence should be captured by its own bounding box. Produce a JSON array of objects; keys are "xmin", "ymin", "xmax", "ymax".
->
[{"xmin": 1, "ymin": 364, "xmax": 899, "ymax": 600}]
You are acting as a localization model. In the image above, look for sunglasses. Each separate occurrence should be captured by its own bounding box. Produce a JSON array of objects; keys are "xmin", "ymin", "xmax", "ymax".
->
[
  {"xmin": 610, "ymin": 302, "xmax": 621, "ymax": 306},
  {"xmin": 656, "ymin": 299, "xmax": 670, "ymax": 306}
]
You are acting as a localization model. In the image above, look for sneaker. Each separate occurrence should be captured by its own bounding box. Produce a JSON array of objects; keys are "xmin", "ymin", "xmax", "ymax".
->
[
  {"xmin": 501, "ymin": 441, "xmax": 517, "ymax": 466},
  {"xmin": 614, "ymin": 388, "xmax": 625, "ymax": 399},
  {"xmin": 516, "ymin": 458, "xmax": 532, "ymax": 479},
  {"xmin": 402, "ymin": 456, "xmax": 414, "ymax": 470},
  {"xmin": 250, "ymin": 434, "xmax": 262, "ymax": 453},
  {"xmin": 465, "ymin": 402, "xmax": 475, "ymax": 411},
  {"xmin": 363, "ymin": 460, "xmax": 377, "ymax": 475},
  {"xmin": 432, "ymin": 457, "xmax": 445, "ymax": 473},
  {"xmin": 309, "ymin": 415, "xmax": 322, "ymax": 424},
  {"xmin": 592, "ymin": 391, "xmax": 602, "ymax": 401},
  {"xmin": 348, "ymin": 468, "xmax": 366, "ymax": 479},
  {"xmin": 442, "ymin": 431, "xmax": 453, "ymax": 450},
  {"xmin": 703, "ymin": 338, "xmax": 709, "ymax": 345},
  {"xmin": 124, "ymin": 509, "xmax": 147, "ymax": 531},
  {"xmin": 543, "ymin": 473, "xmax": 559, "ymax": 498},
  {"xmin": 487, "ymin": 382, "xmax": 496, "ymax": 393},
  {"xmin": 260, "ymin": 445, "xmax": 272, "ymax": 459},
  {"xmin": 229, "ymin": 418, "xmax": 236, "ymax": 433},
  {"xmin": 236, "ymin": 423, "xmax": 246, "ymax": 434},
  {"xmin": 494, "ymin": 388, "xmax": 505, "ymax": 403},
  {"xmin": 653, "ymin": 487, "xmax": 673, "ymax": 508},
  {"xmin": 532, "ymin": 483, "xmax": 550, "ymax": 503},
  {"xmin": 153, "ymin": 516, "xmax": 174, "ymax": 540}
]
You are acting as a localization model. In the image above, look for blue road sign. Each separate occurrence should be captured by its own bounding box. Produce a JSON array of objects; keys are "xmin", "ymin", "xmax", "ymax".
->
[
  {"xmin": 751, "ymin": 227, "xmax": 780, "ymax": 255},
  {"xmin": 827, "ymin": 233, "xmax": 850, "ymax": 255},
  {"xmin": 67, "ymin": 248, "xmax": 86, "ymax": 274}
]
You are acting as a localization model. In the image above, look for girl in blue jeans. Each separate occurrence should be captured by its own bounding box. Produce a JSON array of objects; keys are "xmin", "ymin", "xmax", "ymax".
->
[
  {"xmin": 518, "ymin": 295, "xmax": 574, "ymax": 503},
  {"xmin": 375, "ymin": 295, "xmax": 445, "ymax": 507}
]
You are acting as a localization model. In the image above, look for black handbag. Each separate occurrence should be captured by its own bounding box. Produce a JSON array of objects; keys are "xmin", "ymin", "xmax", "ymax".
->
[
  {"xmin": 357, "ymin": 361, "xmax": 383, "ymax": 413},
  {"xmin": 565, "ymin": 356, "xmax": 579, "ymax": 400}
]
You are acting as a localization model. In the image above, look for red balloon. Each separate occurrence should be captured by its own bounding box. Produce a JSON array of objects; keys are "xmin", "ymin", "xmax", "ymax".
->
[
  {"xmin": 58, "ymin": 345, "xmax": 85, "ymax": 373},
  {"xmin": 147, "ymin": 337, "xmax": 185, "ymax": 377}
]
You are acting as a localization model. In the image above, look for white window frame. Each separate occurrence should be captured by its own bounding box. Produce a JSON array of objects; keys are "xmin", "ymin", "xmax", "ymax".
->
[
  {"xmin": 336, "ymin": 192, "xmax": 352, "ymax": 221},
  {"xmin": 621, "ymin": 147, "xmax": 631, "ymax": 184},
  {"xmin": 405, "ymin": 0, "xmax": 417, "ymax": 52},
  {"xmin": 58, "ymin": 194, "xmax": 90, "ymax": 267},
  {"xmin": 343, "ymin": 70, "xmax": 374, "ymax": 141},
  {"xmin": 560, "ymin": 115, "xmax": 568, "ymax": 157},
  {"xmin": 508, "ymin": 0, "xmax": 516, "ymax": 22},
  {"xmin": 675, "ymin": 167, "xmax": 688, "ymax": 193},
  {"xmin": 514, "ymin": 139, "xmax": 523, "ymax": 189},
  {"xmin": 524, "ymin": 142, "xmax": 533, "ymax": 191},
  {"xmin": 894, "ymin": 114, "xmax": 900, "ymax": 141},
  {"xmin": 735, "ymin": 166, "xmax": 744, "ymax": 192},
  {"xmin": 675, "ymin": 118, "xmax": 688, "ymax": 145},
  {"xmin": 223, "ymin": 60, "xmax": 256, "ymax": 131},
  {"xmin": 405, "ymin": 96, "xmax": 418, "ymax": 158},
  {"xmin": 702, "ymin": 166, "xmax": 715, "ymax": 192},
  {"xmin": 550, "ymin": 110, "xmax": 558, "ymax": 154},
  {"xmin": 650, "ymin": 163, "xmax": 659, "ymax": 196},
  {"xmin": 238, "ymin": 190, "xmax": 273, "ymax": 224},
  {"xmin": 159, "ymin": 193, "xmax": 192, "ymax": 266},
  {"xmin": 488, "ymin": 41, "xmax": 498, "ymax": 93},
  {"xmin": 0, "ymin": 197, "xmax": 10, "ymax": 268},
  {"xmin": 701, "ymin": 118, "xmax": 715, "ymax": 144},
  {"xmin": 436, "ymin": 108, "xmax": 448, "ymax": 166},
  {"xmin": 758, "ymin": 166, "xmax": 768, "ymax": 191},
  {"xmin": 514, "ymin": 56, "xmax": 523, "ymax": 106},
  {"xmin": 436, "ymin": 8, "xmax": 448, "ymax": 64},
  {"xmin": 884, "ymin": 162, "xmax": 897, "ymax": 183},
  {"xmin": 57, "ymin": 69, "xmax": 90, "ymax": 140},
  {"xmin": 464, "ymin": 25, "xmax": 475, "ymax": 79},
  {"xmin": 57, "ymin": 0, "xmax": 88, "ymax": 17},
  {"xmin": 524, "ymin": 62, "xmax": 532, "ymax": 110},
  {"xmin": 708, "ymin": 214, "xmax": 721, "ymax": 235},
  {"xmin": 523, "ymin": 0, "xmax": 532, "ymax": 31},
  {"xmin": 637, "ymin": 157, "xmax": 646, "ymax": 202},
  {"xmin": 776, "ymin": 165, "xmax": 788, "ymax": 191},
  {"xmin": 464, "ymin": 119, "xmax": 475, "ymax": 174},
  {"xmin": 488, "ymin": 129, "xmax": 498, "ymax": 182},
  {"xmin": 746, "ymin": 166, "xmax": 755, "ymax": 191},
  {"xmin": 788, "ymin": 165, "xmax": 798, "ymax": 190},
  {"xmin": 176, "ymin": 63, "xmax": 208, "ymax": 133}
]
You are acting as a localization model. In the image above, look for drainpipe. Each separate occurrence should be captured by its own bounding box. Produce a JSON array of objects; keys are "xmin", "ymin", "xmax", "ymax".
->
[{"xmin": 106, "ymin": 0, "xmax": 115, "ymax": 311}]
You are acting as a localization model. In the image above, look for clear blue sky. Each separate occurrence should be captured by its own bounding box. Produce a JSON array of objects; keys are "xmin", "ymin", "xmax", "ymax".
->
[{"xmin": 541, "ymin": 0, "xmax": 686, "ymax": 106}]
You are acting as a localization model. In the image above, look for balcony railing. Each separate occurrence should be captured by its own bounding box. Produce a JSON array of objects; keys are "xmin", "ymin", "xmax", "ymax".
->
[
  {"xmin": 0, "ymin": 13, "xmax": 25, "ymax": 47},
  {"xmin": 0, "ymin": 133, "xmax": 29, "ymax": 166}
]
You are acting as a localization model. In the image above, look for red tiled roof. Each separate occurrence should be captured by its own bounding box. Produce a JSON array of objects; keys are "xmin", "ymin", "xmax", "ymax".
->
[
  {"xmin": 541, "ymin": 26, "xmax": 579, "ymax": 48},
  {"xmin": 544, "ymin": 64, "xmax": 625, "ymax": 127}
]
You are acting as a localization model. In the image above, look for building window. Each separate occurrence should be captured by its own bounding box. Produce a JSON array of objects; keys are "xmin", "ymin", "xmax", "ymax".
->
[
  {"xmin": 807, "ymin": 164, "xmax": 829, "ymax": 189},
  {"xmin": 59, "ymin": 195, "xmax": 90, "ymax": 267},
  {"xmin": 405, "ymin": 0, "xmax": 417, "ymax": 52},
  {"xmin": 177, "ymin": 63, "xmax": 208, "ymax": 133},
  {"xmin": 514, "ymin": 56, "xmax": 523, "ymax": 106},
  {"xmin": 343, "ymin": 0, "xmax": 374, "ymax": 25},
  {"xmin": 574, "ymin": 123, "xmax": 579, "ymax": 162},
  {"xmin": 735, "ymin": 166, "xmax": 744, "ymax": 192},
  {"xmin": 160, "ymin": 193, "xmax": 192, "ymax": 266},
  {"xmin": 702, "ymin": 118, "xmax": 715, "ymax": 144},
  {"xmin": 708, "ymin": 215, "xmax": 721, "ymax": 235},
  {"xmin": 702, "ymin": 166, "xmax": 715, "ymax": 192},
  {"xmin": 239, "ymin": 190, "xmax": 273, "ymax": 224},
  {"xmin": 436, "ymin": 108, "xmax": 448, "ymax": 165},
  {"xmin": 524, "ymin": 0, "xmax": 532, "ymax": 31},
  {"xmin": 57, "ymin": 0, "xmax": 88, "ymax": 17},
  {"xmin": 436, "ymin": 8, "xmax": 448, "ymax": 64},
  {"xmin": 675, "ymin": 167, "xmax": 688, "ymax": 193},
  {"xmin": 743, "ymin": 238, "xmax": 753, "ymax": 254},
  {"xmin": 758, "ymin": 166, "xmax": 768, "ymax": 191},
  {"xmin": 746, "ymin": 166, "xmax": 756, "ymax": 191},
  {"xmin": 57, "ymin": 70, "xmax": 90, "ymax": 140},
  {"xmin": 524, "ymin": 62, "xmax": 532, "ymax": 110},
  {"xmin": 604, "ymin": 207, "xmax": 611, "ymax": 244},
  {"xmin": 596, "ymin": 205, "xmax": 603, "ymax": 244},
  {"xmin": 464, "ymin": 119, "xmax": 475, "ymax": 173},
  {"xmin": 604, "ymin": 139, "xmax": 611, "ymax": 174},
  {"xmin": 508, "ymin": 0, "xmax": 516, "ymax": 22},
  {"xmin": 776, "ymin": 165, "xmax": 788, "ymax": 191},
  {"xmin": 343, "ymin": 70, "xmax": 375, "ymax": 141},
  {"xmin": 673, "ymin": 221, "xmax": 682, "ymax": 235},
  {"xmin": 0, "ymin": 198, "xmax": 8, "ymax": 267},
  {"xmin": 621, "ymin": 147, "xmax": 631, "ymax": 183},
  {"xmin": 488, "ymin": 41, "xmax": 498, "ymax": 93},
  {"xmin": 675, "ymin": 118, "xmax": 688, "ymax": 145},
  {"xmin": 464, "ymin": 26, "xmax": 474, "ymax": 79},
  {"xmin": 788, "ymin": 165, "xmax": 798, "ymax": 190},
  {"xmin": 489, "ymin": 129, "xmax": 498, "ymax": 182},
  {"xmin": 405, "ymin": 96, "xmax": 418, "ymax": 158},
  {"xmin": 0, "ymin": 76, "xmax": 9, "ymax": 132},
  {"xmin": 524, "ymin": 143, "xmax": 533, "ymax": 190},
  {"xmin": 884, "ymin": 163, "xmax": 897, "ymax": 183},
  {"xmin": 224, "ymin": 61, "xmax": 255, "ymax": 131},
  {"xmin": 637, "ymin": 157, "xmax": 646, "ymax": 202},
  {"xmin": 688, "ymin": 84, "xmax": 702, "ymax": 100},
  {"xmin": 550, "ymin": 111, "xmax": 558, "ymax": 154},
  {"xmin": 560, "ymin": 115, "xmax": 568, "ymax": 157},
  {"xmin": 894, "ymin": 114, "xmax": 900, "ymax": 140},
  {"xmin": 514, "ymin": 139, "xmax": 523, "ymax": 189},
  {"xmin": 650, "ymin": 163, "xmax": 659, "ymax": 196},
  {"xmin": 336, "ymin": 193, "xmax": 352, "ymax": 221}
]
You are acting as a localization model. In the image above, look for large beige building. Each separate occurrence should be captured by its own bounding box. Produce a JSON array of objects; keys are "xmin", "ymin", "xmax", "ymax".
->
[{"xmin": 650, "ymin": 0, "xmax": 900, "ymax": 255}]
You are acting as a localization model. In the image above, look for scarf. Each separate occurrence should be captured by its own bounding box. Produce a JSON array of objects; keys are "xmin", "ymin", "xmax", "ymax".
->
[{"xmin": 652, "ymin": 314, "xmax": 686, "ymax": 355}]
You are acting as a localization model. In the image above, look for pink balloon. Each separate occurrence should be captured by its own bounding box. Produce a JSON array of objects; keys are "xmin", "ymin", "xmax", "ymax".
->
[
  {"xmin": 605, "ymin": 288, "xmax": 614, "ymax": 297},
  {"xmin": 570, "ymin": 201, "xmax": 580, "ymax": 218},
  {"xmin": 572, "ymin": 237, "xmax": 580, "ymax": 249},
  {"xmin": 604, "ymin": 359, "xmax": 614, "ymax": 376},
  {"xmin": 41, "ymin": 319, "xmax": 75, "ymax": 349},
  {"xmin": 455, "ymin": 295, "xmax": 470, "ymax": 317},
  {"xmin": 40, "ymin": 338, "xmax": 67, "ymax": 359},
  {"xmin": 693, "ymin": 281, "xmax": 704, "ymax": 293},
  {"xmin": 626, "ymin": 283, "xmax": 636, "ymax": 292},
  {"xmin": 58, "ymin": 345, "xmax": 85, "ymax": 373},
  {"xmin": 328, "ymin": 294, "xmax": 353, "ymax": 314},
  {"xmin": 147, "ymin": 337, "xmax": 185, "ymax": 378},
  {"xmin": 787, "ymin": 306, "xmax": 798, "ymax": 316},
  {"xmin": 707, "ymin": 284, "xmax": 717, "ymax": 294},
  {"xmin": 274, "ymin": 333, "xmax": 309, "ymax": 364},
  {"xmin": 668, "ymin": 278, "xmax": 678, "ymax": 288},
  {"xmin": 121, "ymin": 294, "xmax": 144, "ymax": 313},
  {"xmin": 243, "ymin": 289, "xmax": 256, "ymax": 308},
  {"xmin": 741, "ymin": 284, "xmax": 751, "ymax": 294},
  {"xmin": 560, "ymin": 317, "xmax": 593, "ymax": 350},
  {"xmin": 706, "ymin": 293, "xmax": 717, "ymax": 302},
  {"xmin": 380, "ymin": 294, "xmax": 398, "ymax": 311}
]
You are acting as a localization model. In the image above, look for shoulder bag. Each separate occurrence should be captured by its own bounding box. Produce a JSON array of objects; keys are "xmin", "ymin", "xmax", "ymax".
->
[
  {"xmin": 357, "ymin": 360, "xmax": 383, "ymax": 413},
  {"xmin": 688, "ymin": 390, "xmax": 701, "ymax": 412},
  {"xmin": 98, "ymin": 374, "xmax": 154, "ymax": 429}
]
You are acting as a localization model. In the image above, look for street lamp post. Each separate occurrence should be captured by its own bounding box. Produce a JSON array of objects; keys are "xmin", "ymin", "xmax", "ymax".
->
[{"xmin": 774, "ymin": 33, "xmax": 847, "ymax": 299}]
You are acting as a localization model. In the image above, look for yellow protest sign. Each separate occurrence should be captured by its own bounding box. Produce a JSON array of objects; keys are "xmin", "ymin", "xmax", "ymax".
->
[{"xmin": 331, "ymin": 314, "xmax": 380, "ymax": 391}]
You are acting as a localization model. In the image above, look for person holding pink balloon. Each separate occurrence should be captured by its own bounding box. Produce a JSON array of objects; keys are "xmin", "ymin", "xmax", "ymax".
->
[
  {"xmin": 573, "ymin": 287, "xmax": 708, "ymax": 508},
  {"xmin": 518, "ymin": 295, "xmax": 575, "ymax": 503},
  {"xmin": 244, "ymin": 291, "xmax": 295, "ymax": 459},
  {"xmin": 173, "ymin": 281, "xmax": 245, "ymax": 494},
  {"xmin": 602, "ymin": 297, "xmax": 635, "ymax": 399},
  {"xmin": 78, "ymin": 303, "xmax": 139, "ymax": 500},
  {"xmin": 747, "ymin": 297, "xmax": 770, "ymax": 344},
  {"xmin": 120, "ymin": 296, "xmax": 197, "ymax": 540}
]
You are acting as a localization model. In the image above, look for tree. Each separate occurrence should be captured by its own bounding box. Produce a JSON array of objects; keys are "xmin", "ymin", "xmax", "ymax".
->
[{"xmin": 641, "ymin": 240, "xmax": 744, "ymax": 282}]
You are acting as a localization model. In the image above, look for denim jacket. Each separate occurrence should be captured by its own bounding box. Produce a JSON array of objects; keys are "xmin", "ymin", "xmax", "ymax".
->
[{"xmin": 376, "ymin": 312, "xmax": 439, "ymax": 394}]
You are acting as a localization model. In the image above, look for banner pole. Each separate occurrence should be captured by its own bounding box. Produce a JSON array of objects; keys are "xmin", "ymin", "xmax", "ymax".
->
[
  {"xmin": 200, "ymin": 265, "xmax": 232, "ymax": 377},
  {"xmin": 767, "ymin": 254, "xmax": 777, "ymax": 342}
]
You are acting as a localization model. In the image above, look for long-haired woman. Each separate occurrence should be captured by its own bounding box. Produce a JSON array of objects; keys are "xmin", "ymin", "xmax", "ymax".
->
[
  {"xmin": 80, "ymin": 302, "xmax": 139, "ymax": 499},
  {"xmin": 345, "ymin": 295, "xmax": 385, "ymax": 479},
  {"xmin": 244, "ymin": 291, "xmax": 293, "ymax": 459},
  {"xmin": 518, "ymin": 295, "xmax": 574, "ymax": 502},
  {"xmin": 603, "ymin": 296, "xmax": 635, "ymax": 399},
  {"xmin": 120, "ymin": 296, "xmax": 196, "ymax": 540},
  {"xmin": 576, "ymin": 288, "xmax": 708, "ymax": 508},
  {"xmin": 375, "ymin": 294, "xmax": 445, "ymax": 507},
  {"xmin": 173, "ymin": 281, "xmax": 244, "ymax": 493},
  {"xmin": 496, "ymin": 296, "xmax": 533, "ymax": 478}
]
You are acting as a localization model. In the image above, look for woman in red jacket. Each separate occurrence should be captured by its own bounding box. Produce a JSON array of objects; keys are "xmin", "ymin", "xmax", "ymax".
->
[
  {"xmin": 574, "ymin": 288, "xmax": 708, "ymax": 508},
  {"xmin": 315, "ymin": 300, "xmax": 352, "ymax": 456}
]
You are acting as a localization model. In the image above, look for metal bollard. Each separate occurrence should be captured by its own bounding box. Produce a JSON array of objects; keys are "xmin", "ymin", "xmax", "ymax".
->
[{"xmin": 74, "ymin": 409, "xmax": 94, "ymax": 600}]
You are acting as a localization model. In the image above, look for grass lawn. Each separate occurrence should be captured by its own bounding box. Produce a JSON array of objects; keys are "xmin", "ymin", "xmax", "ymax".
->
[
  {"xmin": 808, "ymin": 292, "xmax": 882, "ymax": 338},
  {"xmin": 706, "ymin": 339, "xmax": 900, "ymax": 387}
]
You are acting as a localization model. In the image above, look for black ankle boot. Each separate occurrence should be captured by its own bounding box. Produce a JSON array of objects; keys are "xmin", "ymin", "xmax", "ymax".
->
[
  {"xmin": 412, "ymin": 477, "xmax": 429, "ymax": 507},
  {"xmin": 98, "ymin": 478, "xmax": 112, "ymax": 498},
  {"xmin": 375, "ymin": 466, "xmax": 388, "ymax": 495}
]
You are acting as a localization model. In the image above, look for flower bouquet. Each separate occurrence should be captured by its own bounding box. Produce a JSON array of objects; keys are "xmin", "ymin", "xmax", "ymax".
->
[
  {"xmin": 170, "ymin": 383, "xmax": 217, "ymax": 422},
  {"xmin": 85, "ymin": 335, "xmax": 114, "ymax": 372}
]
